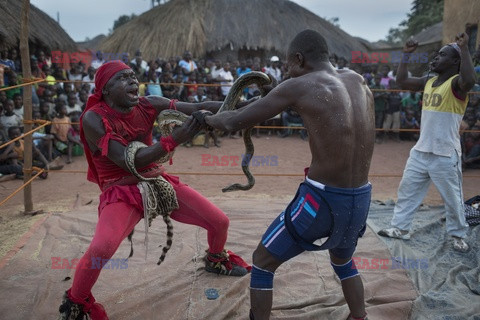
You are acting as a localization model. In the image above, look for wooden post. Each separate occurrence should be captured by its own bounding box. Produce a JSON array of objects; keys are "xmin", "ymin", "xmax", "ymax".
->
[{"xmin": 20, "ymin": 0, "xmax": 33, "ymax": 213}]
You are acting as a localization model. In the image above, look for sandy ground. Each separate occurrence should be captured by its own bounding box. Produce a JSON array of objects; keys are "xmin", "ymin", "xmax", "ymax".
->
[{"xmin": 0, "ymin": 135, "xmax": 479, "ymax": 259}]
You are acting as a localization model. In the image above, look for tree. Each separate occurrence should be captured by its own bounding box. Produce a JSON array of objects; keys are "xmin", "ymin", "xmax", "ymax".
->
[
  {"xmin": 112, "ymin": 14, "xmax": 137, "ymax": 32},
  {"xmin": 385, "ymin": 0, "xmax": 444, "ymax": 44}
]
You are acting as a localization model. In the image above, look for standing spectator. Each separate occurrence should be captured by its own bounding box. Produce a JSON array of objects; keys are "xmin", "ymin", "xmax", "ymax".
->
[
  {"xmin": 329, "ymin": 53, "xmax": 338, "ymax": 68},
  {"xmin": 237, "ymin": 60, "xmax": 252, "ymax": 98},
  {"xmin": 337, "ymin": 57, "xmax": 349, "ymax": 70},
  {"xmin": 82, "ymin": 66, "xmax": 96, "ymax": 94},
  {"xmin": 178, "ymin": 51, "xmax": 197, "ymax": 82},
  {"xmin": 379, "ymin": 65, "xmax": 394, "ymax": 88},
  {"xmin": 91, "ymin": 51, "xmax": 105, "ymax": 69},
  {"xmin": 36, "ymin": 50, "xmax": 49, "ymax": 71},
  {"xmin": 0, "ymin": 48, "xmax": 15, "ymax": 86},
  {"xmin": 160, "ymin": 71, "xmax": 179, "ymax": 99},
  {"xmin": 378, "ymin": 34, "xmax": 476, "ymax": 253},
  {"xmin": 217, "ymin": 62, "xmax": 234, "ymax": 99},
  {"xmin": 265, "ymin": 56, "xmax": 282, "ymax": 83},
  {"xmin": 382, "ymin": 79, "xmax": 402, "ymax": 141},
  {"xmin": 370, "ymin": 74, "xmax": 387, "ymax": 143},
  {"xmin": 9, "ymin": 48, "xmax": 21, "ymax": 73},
  {"xmin": 0, "ymin": 99, "xmax": 22, "ymax": 136},
  {"xmin": 210, "ymin": 59, "xmax": 222, "ymax": 79},
  {"xmin": 130, "ymin": 49, "xmax": 148, "ymax": 71}
]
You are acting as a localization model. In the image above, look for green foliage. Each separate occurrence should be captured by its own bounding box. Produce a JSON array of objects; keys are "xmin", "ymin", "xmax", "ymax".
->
[
  {"xmin": 112, "ymin": 14, "xmax": 137, "ymax": 32},
  {"xmin": 385, "ymin": 0, "xmax": 444, "ymax": 44}
]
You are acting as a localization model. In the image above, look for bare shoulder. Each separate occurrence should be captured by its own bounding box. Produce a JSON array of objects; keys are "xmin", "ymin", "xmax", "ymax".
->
[{"xmin": 82, "ymin": 110, "xmax": 104, "ymax": 135}]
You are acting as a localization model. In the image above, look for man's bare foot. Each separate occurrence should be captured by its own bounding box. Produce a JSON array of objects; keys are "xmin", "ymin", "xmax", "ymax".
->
[{"xmin": 66, "ymin": 159, "xmax": 73, "ymax": 164}]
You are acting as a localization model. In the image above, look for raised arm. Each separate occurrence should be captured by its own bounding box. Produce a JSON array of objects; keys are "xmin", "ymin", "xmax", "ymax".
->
[
  {"xmin": 452, "ymin": 32, "xmax": 477, "ymax": 97},
  {"xmin": 396, "ymin": 39, "xmax": 429, "ymax": 91},
  {"xmin": 82, "ymin": 110, "xmax": 201, "ymax": 171}
]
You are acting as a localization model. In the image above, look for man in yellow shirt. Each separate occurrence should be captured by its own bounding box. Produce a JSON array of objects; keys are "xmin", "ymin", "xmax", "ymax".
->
[{"xmin": 378, "ymin": 32, "xmax": 477, "ymax": 252}]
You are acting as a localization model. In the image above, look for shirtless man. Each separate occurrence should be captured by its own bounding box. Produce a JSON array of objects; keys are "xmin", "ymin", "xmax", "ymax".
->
[{"xmin": 206, "ymin": 29, "xmax": 374, "ymax": 320}]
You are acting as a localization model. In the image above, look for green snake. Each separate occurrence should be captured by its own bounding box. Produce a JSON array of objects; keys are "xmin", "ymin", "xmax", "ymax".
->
[{"xmin": 158, "ymin": 71, "xmax": 271, "ymax": 192}]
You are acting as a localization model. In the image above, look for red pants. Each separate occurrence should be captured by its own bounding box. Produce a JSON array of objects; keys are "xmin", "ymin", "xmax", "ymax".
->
[{"xmin": 70, "ymin": 177, "xmax": 229, "ymax": 301}]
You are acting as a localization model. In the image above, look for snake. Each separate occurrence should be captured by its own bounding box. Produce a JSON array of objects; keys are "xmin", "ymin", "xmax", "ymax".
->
[{"xmin": 157, "ymin": 71, "xmax": 272, "ymax": 192}]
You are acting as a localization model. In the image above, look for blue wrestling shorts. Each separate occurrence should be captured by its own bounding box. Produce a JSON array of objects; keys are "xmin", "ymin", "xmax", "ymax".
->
[{"xmin": 261, "ymin": 178, "xmax": 372, "ymax": 261}]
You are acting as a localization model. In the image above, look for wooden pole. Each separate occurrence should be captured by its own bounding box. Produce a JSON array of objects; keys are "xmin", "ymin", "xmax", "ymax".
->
[{"xmin": 20, "ymin": 0, "xmax": 33, "ymax": 213}]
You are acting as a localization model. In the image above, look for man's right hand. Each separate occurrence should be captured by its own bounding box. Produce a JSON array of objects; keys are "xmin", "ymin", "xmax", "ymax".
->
[
  {"xmin": 171, "ymin": 116, "xmax": 202, "ymax": 144},
  {"xmin": 403, "ymin": 38, "xmax": 418, "ymax": 53}
]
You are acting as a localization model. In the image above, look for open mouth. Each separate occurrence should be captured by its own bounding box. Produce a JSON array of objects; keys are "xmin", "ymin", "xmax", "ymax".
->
[{"xmin": 126, "ymin": 87, "xmax": 139, "ymax": 100}]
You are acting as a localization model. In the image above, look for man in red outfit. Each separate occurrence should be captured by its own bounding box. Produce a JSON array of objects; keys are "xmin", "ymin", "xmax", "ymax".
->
[{"xmin": 58, "ymin": 61, "xmax": 250, "ymax": 319}]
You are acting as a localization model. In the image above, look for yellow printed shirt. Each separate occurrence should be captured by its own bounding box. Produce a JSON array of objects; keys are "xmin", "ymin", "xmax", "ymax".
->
[{"xmin": 414, "ymin": 75, "xmax": 468, "ymax": 156}]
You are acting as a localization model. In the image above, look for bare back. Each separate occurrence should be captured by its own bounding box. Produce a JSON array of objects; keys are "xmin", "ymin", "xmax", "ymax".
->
[{"xmin": 291, "ymin": 69, "xmax": 375, "ymax": 188}]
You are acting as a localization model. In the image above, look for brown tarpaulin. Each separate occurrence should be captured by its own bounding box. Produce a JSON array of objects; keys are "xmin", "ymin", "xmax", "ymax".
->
[{"xmin": 0, "ymin": 196, "xmax": 417, "ymax": 319}]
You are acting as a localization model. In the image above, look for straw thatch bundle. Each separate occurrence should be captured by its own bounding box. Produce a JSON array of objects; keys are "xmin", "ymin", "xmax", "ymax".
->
[
  {"xmin": 0, "ymin": 0, "xmax": 76, "ymax": 51},
  {"xmin": 100, "ymin": 0, "xmax": 368, "ymax": 61}
]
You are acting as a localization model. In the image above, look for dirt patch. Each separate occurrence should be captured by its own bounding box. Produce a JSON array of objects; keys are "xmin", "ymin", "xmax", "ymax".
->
[{"xmin": 0, "ymin": 136, "xmax": 478, "ymax": 260}]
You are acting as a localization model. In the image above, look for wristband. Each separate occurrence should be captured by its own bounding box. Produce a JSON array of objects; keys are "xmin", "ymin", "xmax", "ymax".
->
[{"xmin": 160, "ymin": 136, "xmax": 179, "ymax": 164}]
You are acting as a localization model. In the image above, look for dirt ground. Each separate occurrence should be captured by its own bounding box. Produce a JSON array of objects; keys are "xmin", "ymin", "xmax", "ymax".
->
[{"xmin": 0, "ymin": 135, "xmax": 479, "ymax": 259}]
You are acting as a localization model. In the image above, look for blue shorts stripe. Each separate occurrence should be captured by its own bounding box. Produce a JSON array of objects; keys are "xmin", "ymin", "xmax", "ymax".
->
[{"xmin": 262, "ymin": 217, "xmax": 285, "ymax": 245}]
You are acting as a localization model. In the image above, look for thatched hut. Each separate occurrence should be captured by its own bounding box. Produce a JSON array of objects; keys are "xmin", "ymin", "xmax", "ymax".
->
[
  {"xmin": 100, "ymin": 0, "xmax": 368, "ymax": 63},
  {"xmin": 0, "ymin": 0, "xmax": 76, "ymax": 53}
]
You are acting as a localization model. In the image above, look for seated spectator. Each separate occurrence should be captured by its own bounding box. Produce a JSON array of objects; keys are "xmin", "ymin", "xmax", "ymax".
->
[
  {"xmin": 0, "ymin": 99, "xmax": 22, "ymax": 136},
  {"xmin": 160, "ymin": 71, "xmax": 179, "ymax": 99},
  {"xmin": 146, "ymin": 68, "xmax": 163, "ymax": 96},
  {"xmin": 0, "ymin": 129, "xmax": 22, "ymax": 180},
  {"xmin": 32, "ymin": 110, "xmax": 55, "ymax": 162},
  {"xmin": 194, "ymin": 87, "xmax": 207, "ymax": 102},
  {"xmin": 50, "ymin": 104, "xmax": 73, "ymax": 163},
  {"xmin": 12, "ymin": 93, "xmax": 23, "ymax": 118},
  {"xmin": 5, "ymin": 72, "xmax": 21, "ymax": 99},
  {"xmin": 278, "ymin": 107, "xmax": 307, "ymax": 140},
  {"xmin": 66, "ymin": 92, "xmax": 82, "ymax": 117},
  {"xmin": 8, "ymin": 126, "xmax": 49, "ymax": 179},
  {"xmin": 66, "ymin": 115, "xmax": 84, "ymax": 161},
  {"xmin": 400, "ymin": 109, "xmax": 420, "ymax": 141},
  {"xmin": 462, "ymin": 125, "xmax": 480, "ymax": 169}
]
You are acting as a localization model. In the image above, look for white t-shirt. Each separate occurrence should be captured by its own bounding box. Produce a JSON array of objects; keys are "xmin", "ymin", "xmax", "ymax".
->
[{"xmin": 218, "ymin": 69, "xmax": 234, "ymax": 96}]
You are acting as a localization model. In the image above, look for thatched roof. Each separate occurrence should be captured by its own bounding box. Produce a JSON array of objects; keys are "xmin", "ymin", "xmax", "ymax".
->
[
  {"xmin": 100, "ymin": 0, "xmax": 368, "ymax": 60},
  {"xmin": 0, "ymin": 0, "xmax": 76, "ymax": 51},
  {"xmin": 413, "ymin": 22, "xmax": 442, "ymax": 45},
  {"xmin": 76, "ymin": 34, "xmax": 107, "ymax": 51}
]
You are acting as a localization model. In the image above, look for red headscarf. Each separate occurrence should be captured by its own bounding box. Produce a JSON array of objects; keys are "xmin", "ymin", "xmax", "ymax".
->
[{"xmin": 80, "ymin": 61, "xmax": 131, "ymax": 185}]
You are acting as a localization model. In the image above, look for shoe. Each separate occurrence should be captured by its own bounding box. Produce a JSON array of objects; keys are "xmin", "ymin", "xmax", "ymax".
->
[
  {"xmin": 378, "ymin": 227, "xmax": 410, "ymax": 239},
  {"xmin": 58, "ymin": 291, "xmax": 87, "ymax": 320},
  {"xmin": 58, "ymin": 290, "xmax": 109, "ymax": 320},
  {"xmin": 452, "ymin": 236, "xmax": 469, "ymax": 253},
  {"xmin": 204, "ymin": 250, "xmax": 248, "ymax": 277}
]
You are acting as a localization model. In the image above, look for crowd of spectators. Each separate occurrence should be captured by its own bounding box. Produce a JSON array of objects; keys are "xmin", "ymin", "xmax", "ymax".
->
[{"xmin": 1, "ymin": 45, "xmax": 480, "ymax": 181}]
